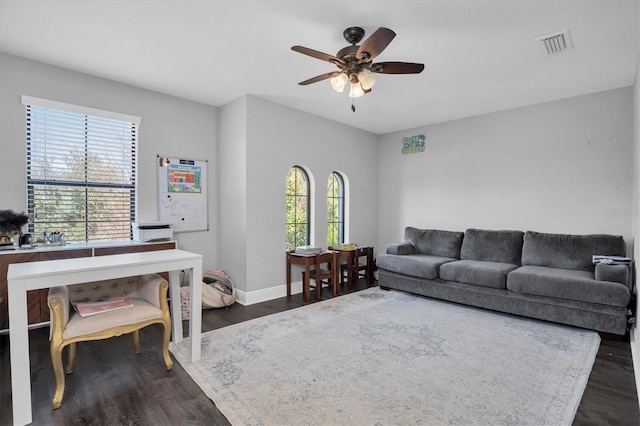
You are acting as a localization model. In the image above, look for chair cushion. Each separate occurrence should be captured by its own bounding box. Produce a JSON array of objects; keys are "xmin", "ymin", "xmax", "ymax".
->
[
  {"xmin": 507, "ymin": 265, "xmax": 630, "ymax": 307},
  {"xmin": 376, "ymin": 254, "xmax": 455, "ymax": 280},
  {"xmin": 439, "ymin": 260, "xmax": 519, "ymax": 289},
  {"xmin": 63, "ymin": 298, "xmax": 162, "ymax": 339}
]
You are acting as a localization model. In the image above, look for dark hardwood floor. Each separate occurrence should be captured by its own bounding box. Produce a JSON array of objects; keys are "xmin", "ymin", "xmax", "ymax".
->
[{"xmin": 1, "ymin": 281, "xmax": 638, "ymax": 425}]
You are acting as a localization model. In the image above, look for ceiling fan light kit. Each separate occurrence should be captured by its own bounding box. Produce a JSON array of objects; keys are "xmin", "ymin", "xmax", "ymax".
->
[
  {"xmin": 330, "ymin": 73, "xmax": 348, "ymax": 93},
  {"xmin": 292, "ymin": 26, "xmax": 424, "ymax": 108}
]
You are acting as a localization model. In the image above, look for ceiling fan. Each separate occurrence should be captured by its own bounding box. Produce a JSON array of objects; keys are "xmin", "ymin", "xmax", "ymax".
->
[{"xmin": 291, "ymin": 26, "xmax": 424, "ymax": 104}]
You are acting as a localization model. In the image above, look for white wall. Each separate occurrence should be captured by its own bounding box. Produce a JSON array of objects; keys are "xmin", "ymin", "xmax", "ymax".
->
[
  {"xmin": 630, "ymin": 4, "xmax": 640, "ymax": 406},
  {"xmin": 218, "ymin": 96, "xmax": 248, "ymax": 292},
  {"xmin": 377, "ymin": 87, "xmax": 634, "ymax": 252},
  {"xmin": 0, "ymin": 53, "xmax": 220, "ymax": 270},
  {"xmin": 221, "ymin": 96, "xmax": 378, "ymax": 302}
]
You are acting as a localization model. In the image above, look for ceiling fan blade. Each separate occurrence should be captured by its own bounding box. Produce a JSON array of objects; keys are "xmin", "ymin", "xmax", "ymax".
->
[
  {"xmin": 298, "ymin": 72, "xmax": 341, "ymax": 85},
  {"xmin": 370, "ymin": 62, "xmax": 425, "ymax": 74},
  {"xmin": 291, "ymin": 46, "xmax": 344, "ymax": 65},
  {"xmin": 356, "ymin": 27, "xmax": 396, "ymax": 61}
]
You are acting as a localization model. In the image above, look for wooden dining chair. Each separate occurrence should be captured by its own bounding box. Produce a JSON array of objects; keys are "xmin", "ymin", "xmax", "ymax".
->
[
  {"xmin": 302, "ymin": 251, "xmax": 338, "ymax": 302},
  {"xmin": 340, "ymin": 246, "xmax": 374, "ymax": 290}
]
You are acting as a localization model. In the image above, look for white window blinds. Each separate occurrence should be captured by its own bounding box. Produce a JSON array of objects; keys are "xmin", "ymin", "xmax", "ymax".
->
[{"xmin": 23, "ymin": 97, "xmax": 139, "ymax": 243}]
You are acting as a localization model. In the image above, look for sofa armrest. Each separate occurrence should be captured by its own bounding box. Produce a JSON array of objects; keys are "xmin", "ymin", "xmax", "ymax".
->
[
  {"xmin": 386, "ymin": 242, "xmax": 415, "ymax": 255},
  {"xmin": 595, "ymin": 263, "xmax": 631, "ymax": 290}
]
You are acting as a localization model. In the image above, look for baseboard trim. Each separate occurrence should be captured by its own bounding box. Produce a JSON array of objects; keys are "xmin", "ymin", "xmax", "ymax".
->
[
  {"xmin": 235, "ymin": 281, "xmax": 303, "ymax": 306},
  {"xmin": 630, "ymin": 326, "xmax": 640, "ymax": 409}
]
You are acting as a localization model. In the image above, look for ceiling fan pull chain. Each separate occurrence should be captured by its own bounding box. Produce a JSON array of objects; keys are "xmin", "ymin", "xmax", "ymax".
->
[{"xmin": 351, "ymin": 100, "xmax": 356, "ymax": 112}]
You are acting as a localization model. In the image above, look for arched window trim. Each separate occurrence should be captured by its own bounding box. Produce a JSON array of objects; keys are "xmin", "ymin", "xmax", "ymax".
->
[
  {"xmin": 327, "ymin": 171, "xmax": 347, "ymax": 246},
  {"xmin": 285, "ymin": 165, "xmax": 314, "ymax": 250}
]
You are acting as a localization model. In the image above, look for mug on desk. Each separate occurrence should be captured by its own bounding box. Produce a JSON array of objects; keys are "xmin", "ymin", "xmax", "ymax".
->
[{"xmin": 19, "ymin": 233, "xmax": 33, "ymax": 247}]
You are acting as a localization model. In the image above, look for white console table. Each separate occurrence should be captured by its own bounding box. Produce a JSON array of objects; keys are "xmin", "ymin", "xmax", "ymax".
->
[{"xmin": 7, "ymin": 249, "xmax": 203, "ymax": 426}]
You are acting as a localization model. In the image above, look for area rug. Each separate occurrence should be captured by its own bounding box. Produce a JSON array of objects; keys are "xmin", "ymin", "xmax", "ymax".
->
[{"xmin": 170, "ymin": 287, "xmax": 600, "ymax": 425}]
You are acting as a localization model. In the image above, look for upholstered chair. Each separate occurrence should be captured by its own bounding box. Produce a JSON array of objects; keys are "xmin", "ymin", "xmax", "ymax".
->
[{"xmin": 47, "ymin": 273, "xmax": 172, "ymax": 409}]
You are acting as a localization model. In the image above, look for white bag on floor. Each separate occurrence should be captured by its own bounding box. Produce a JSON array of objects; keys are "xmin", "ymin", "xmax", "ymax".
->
[
  {"xmin": 202, "ymin": 271, "xmax": 236, "ymax": 308},
  {"xmin": 180, "ymin": 270, "xmax": 237, "ymax": 320}
]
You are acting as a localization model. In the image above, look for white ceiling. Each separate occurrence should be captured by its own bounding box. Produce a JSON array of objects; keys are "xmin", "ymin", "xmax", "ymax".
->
[{"xmin": 0, "ymin": 0, "xmax": 638, "ymax": 135}]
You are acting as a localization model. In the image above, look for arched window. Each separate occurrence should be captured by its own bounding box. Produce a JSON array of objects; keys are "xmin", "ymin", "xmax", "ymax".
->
[
  {"xmin": 327, "ymin": 171, "xmax": 345, "ymax": 247},
  {"xmin": 285, "ymin": 166, "xmax": 310, "ymax": 250}
]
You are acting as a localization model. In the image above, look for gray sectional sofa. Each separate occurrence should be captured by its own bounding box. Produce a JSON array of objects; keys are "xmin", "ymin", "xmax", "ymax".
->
[{"xmin": 376, "ymin": 227, "xmax": 633, "ymax": 335}]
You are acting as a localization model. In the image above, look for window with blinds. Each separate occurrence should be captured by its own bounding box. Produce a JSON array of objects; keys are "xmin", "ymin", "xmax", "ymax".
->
[{"xmin": 24, "ymin": 98, "xmax": 139, "ymax": 243}]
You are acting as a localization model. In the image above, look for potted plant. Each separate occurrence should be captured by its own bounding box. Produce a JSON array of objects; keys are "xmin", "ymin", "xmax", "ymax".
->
[{"xmin": 0, "ymin": 210, "xmax": 30, "ymax": 244}]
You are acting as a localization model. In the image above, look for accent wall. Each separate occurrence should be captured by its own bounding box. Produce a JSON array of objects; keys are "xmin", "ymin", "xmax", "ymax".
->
[{"xmin": 377, "ymin": 87, "xmax": 634, "ymax": 253}]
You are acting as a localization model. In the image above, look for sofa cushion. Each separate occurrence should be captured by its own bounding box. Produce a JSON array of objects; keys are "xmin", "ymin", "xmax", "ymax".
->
[
  {"xmin": 521, "ymin": 231, "xmax": 625, "ymax": 272},
  {"xmin": 507, "ymin": 265, "xmax": 630, "ymax": 307},
  {"xmin": 440, "ymin": 260, "xmax": 519, "ymax": 289},
  {"xmin": 404, "ymin": 227, "xmax": 464, "ymax": 258},
  {"xmin": 460, "ymin": 228, "xmax": 524, "ymax": 265},
  {"xmin": 376, "ymin": 254, "xmax": 456, "ymax": 280}
]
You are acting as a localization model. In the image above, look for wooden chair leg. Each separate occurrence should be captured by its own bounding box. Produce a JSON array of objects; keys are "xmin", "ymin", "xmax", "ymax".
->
[
  {"xmin": 315, "ymin": 278, "xmax": 322, "ymax": 301},
  {"xmin": 133, "ymin": 330, "xmax": 141, "ymax": 354},
  {"xmin": 64, "ymin": 342, "xmax": 76, "ymax": 374},
  {"xmin": 161, "ymin": 320, "xmax": 173, "ymax": 370},
  {"xmin": 50, "ymin": 342, "xmax": 66, "ymax": 409}
]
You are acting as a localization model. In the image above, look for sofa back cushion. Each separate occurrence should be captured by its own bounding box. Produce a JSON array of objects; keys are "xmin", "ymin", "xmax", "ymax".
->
[
  {"xmin": 521, "ymin": 231, "xmax": 625, "ymax": 271},
  {"xmin": 460, "ymin": 229, "xmax": 524, "ymax": 265},
  {"xmin": 404, "ymin": 227, "xmax": 464, "ymax": 258}
]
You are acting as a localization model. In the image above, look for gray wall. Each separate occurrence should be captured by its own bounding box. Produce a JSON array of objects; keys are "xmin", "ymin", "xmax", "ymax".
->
[
  {"xmin": 1, "ymin": 51, "xmax": 636, "ymax": 312},
  {"xmin": 218, "ymin": 96, "xmax": 248, "ymax": 295},
  {"xmin": 220, "ymin": 95, "xmax": 378, "ymax": 303},
  {"xmin": 0, "ymin": 52, "xmax": 380, "ymax": 304},
  {"xmin": 0, "ymin": 53, "xmax": 220, "ymax": 270},
  {"xmin": 377, "ymin": 87, "xmax": 634, "ymax": 253}
]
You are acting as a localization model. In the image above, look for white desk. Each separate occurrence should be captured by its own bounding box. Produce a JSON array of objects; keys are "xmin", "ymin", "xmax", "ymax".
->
[{"xmin": 7, "ymin": 249, "xmax": 203, "ymax": 426}]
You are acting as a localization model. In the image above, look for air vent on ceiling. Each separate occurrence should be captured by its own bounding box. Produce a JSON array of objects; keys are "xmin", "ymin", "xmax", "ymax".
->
[{"xmin": 537, "ymin": 30, "xmax": 572, "ymax": 54}]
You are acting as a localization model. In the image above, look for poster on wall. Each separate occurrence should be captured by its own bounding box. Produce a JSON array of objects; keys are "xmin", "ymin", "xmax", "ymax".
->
[
  {"xmin": 157, "ymin": 155, "xmax": 208, "ymax": 232},
  {"xmin": 402, "ymin": 134, "xmax": 426, "ymax": 154}
]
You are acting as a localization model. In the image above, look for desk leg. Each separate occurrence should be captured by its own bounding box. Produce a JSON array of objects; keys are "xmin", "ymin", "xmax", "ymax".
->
[
  {"xmin": 9, "ymin": 287, "xmax": 32, "ymax": 426},
  {"xmin": 189, "ymin": 263, "xmax": 203, "ymax": 361},
  {"xmin": 168, "ymin": 270, "xmax": 183, "ymax": 344}
]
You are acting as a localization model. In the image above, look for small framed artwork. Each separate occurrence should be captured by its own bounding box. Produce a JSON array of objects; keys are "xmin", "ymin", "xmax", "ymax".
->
[{"xmin": 402, "ymin": 134, "xmax": 425, "ymax": 154}]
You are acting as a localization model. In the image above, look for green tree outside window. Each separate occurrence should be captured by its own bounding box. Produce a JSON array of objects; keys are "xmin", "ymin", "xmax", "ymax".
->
[
  {"xmin": 327, "ymin": 172, "xmax": 344, "ymax": 247},
  {"xmin": 285, "ymin": 166, "xmax": 310, "ymax": 250}
]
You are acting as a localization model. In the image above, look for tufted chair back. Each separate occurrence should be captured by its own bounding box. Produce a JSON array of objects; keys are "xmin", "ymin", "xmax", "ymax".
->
[{"xmin": 69, "ymin": 276, "xmax": 143, "ymax": 304}]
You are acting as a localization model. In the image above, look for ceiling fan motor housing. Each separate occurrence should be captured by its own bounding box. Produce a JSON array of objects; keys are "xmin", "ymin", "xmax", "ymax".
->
[{"xmin": 343, "ymin": 27, "xmax": 365, "ymax": 45}]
